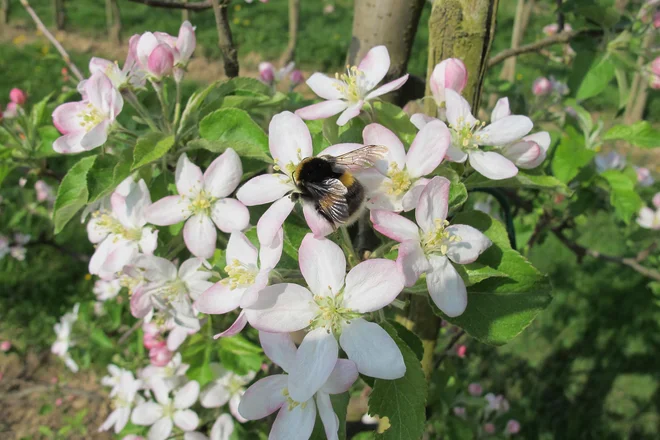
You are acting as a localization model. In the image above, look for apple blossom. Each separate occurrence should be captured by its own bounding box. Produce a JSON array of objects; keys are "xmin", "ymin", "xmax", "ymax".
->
[
  {"xmin": 88, "ymin": 179, "xmax": 158, "ymax": 280},
  {"xmin": 245, "ymin": 234, "xmax": 405, "ymax": 401},
  {"xmin": 456, "ymin": 344, "xmax": 467, "ymax": 358},
  {"xmin": 35, "ymin": 180, "xmax": 54, "ymax": 203},
  {"xmin": 139, "ymin": 352, "xmax": 190, "ymax": 391},
  {"xmin": 0, "ymin": 341, "xmax": 11, "ymax": 352},
  {"xmin": 637, "ymin": 205, "xmax": 660, "ymax": 230},
  {"xmin": 51, "ymin": 303, "xmax": 80, "ymax": 373},
  {"xmin": 468, "ymin": 382, "xmax": 483, "ymax": 396},
  {"xmin": 290, "ymin": 69, "xmax": 305, "ymax": 87},
  {"xmin": 132, "ymin": 378, "xmax": 201, "ymax": 440},
  {"xmin": 453, "ymin": 407, "xmax": 466, "ymax": 417},
  {"xmin": 635, "ymin": 166, "xmax": 655, "ymax": 187},
  {"xmin": 86, "ymin": 51, "xmax": 145, "ymax": 91},
  {"xmin": 101, "ymin": 364, "xmax": 128, "ymax": 395},
  {"xmin": 655, "ymin": 11, "xmax": 660, "ymax": 28},
  {"xmin": 52, "ymin": 71, "xmax": 123, "ymax": 154},
  {"xmin": 195, "ymin": 229, "xmax": 283, "ymax": 338},
  {"xmin": 93, "ymin": 279, "xmax": 122, "ymax": 302},
  {"xmin": 429, "ymin": 58, "xmax": 468, "ymax": 107},
  {"xmin": 144, "ymin": 332, "xmax": 166, "ymax": 350},
  {"xmin": 166, "ymin": 317, "xmax": 199, "ymax": 351},
  {"xmin": 327, "ymin": 121, "xmax": 449, "ymax": 212},
  {"xmin": 129, "ymin": 256, "xmax": 212, "ymax": 329},
  {"xmin": 652, "ymin": 57, "xmax": 660, "ymax": 76},
  {"xmin": 199, "ymin": 363, "xmax": 256, "ymax": 422},
  {"xmin": 3, "ymin": 102, "xmax": 17, "ymax": 119},
  {"xmin": 485, "ymin": 393, "xmax": 510, "ymax": 415},
  {"xmin": 543, "ymin": 22, "xmax": 572, "ymax": 36},
  {"xmin": 654, "ymin": 193, "xmax": 660, "ymax": 209},
  {"xmin": 99, "ymin": 370, "xmax": 142, "ymax": 434},
  {"xmin": 506, "ymin": 419, "xmax": 521, "ymax": 435},
  {"xmin": 532, "ymin": 77, "xmax": 553, "ymax": 96},
  {"xmin": 10, "ymin": 246, "xmax": 26, "ymax": 261},
  {"xmin": 9, "ymin": 88, "xmax": 27, "ymax": 105},
  {"xmin": 259, "ymin": 62, "xmax": 275, "ymax": 84},
  {"xmin": 483, "ymin": 423, "xmax": 496, "ymax": 435},
  {"xmin": 183, "ymin": 415, "xmax": 234, "ymax": 440},
  {"xmin": 136, "ymin": 22, "xmax": 196, "ymax": 81},
  {"xmin": 146, "ymin": 151, "xmax": 249, "ymax": 259},
  {"xmin": 150, "ymin": 345, "xmax": 174, "ymax": 367},
  {"xmin": 296, "ymin": 45, "xmax": 409, "ymax": 126},
  {"xmin": 371, "ymin": 176, "xmax": 492, "ymax": 317},
  {"xmin": 595, "ymin": 152, "xmax": 626, "ymax": 173},
  {"xmin": 238, "ymin": 332, "xmax": 358, "ymax": 440}
]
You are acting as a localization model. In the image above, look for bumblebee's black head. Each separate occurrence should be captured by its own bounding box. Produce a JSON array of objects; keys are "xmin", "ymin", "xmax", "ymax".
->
[{"xmin": 293, "ymin": 157, "xmax": 341, "ymax": 185}]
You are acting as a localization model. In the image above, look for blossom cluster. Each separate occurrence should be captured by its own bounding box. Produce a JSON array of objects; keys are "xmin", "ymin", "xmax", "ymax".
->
[{"xmin": 453, "ymin": 383, "xmax": 521, "ymax": 437}]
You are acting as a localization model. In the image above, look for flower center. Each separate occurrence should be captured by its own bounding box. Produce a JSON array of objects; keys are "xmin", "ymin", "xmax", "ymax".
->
[
  {"xmin": 273, "ymin": 151, "xmax": 305, "ymax": 178},
  {"xmin": 161, "ymin": 401, "xmax": 175, "ymax": 418},
  {"xmin": 92, "ymin": 211, "xmax": 142, "ymax": 242},
  {"xmin": 310, "ymin": 292, "xmax": 361, "ymax": 335},
  {"xmin": 421, "ymin": 219, "xmax": 461, "ymax": 255},
  {"xmin": 227, "ymin": 376, "xmax": 244, "ymax": 395},
  {"xmin": 383, "ymin": 163, "xmax": 412, "ymax": 196},
  {"xmin": 449, "ymin": 117, "xmax": 487, "ymax": 151},
  {"xmin": 78, "ymin": 103, "xmax": 106, "ymax": 131},
  {"xmin": 223, "ymin": 259, "xmax": 258, "ymax": 289},
  {"xmin": 190, "ymin": 190, "xmax": 214, "ymax": 216},
  {"xmin": 282, "ymin": 388, "xmax": 309, "ymax": 411},
  {"xmin": 334, "ymin": 65, "xmax": 366, "ymax": 102}
]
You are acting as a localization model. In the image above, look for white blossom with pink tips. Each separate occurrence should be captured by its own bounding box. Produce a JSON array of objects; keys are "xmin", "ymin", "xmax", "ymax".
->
[
  {"xmin": 429, "ymin": 58, "xmax": 468, "ymax": 107},
  {"xmin": 327, "ymin": 121, "xmax": 450, "ymax": 212},
  {"xmin": 195, "ymin": 229, "xmax": 283, "ymax": 338},
  {"xmin": 637, "ymin": 194, "xmax": 660, "ymax": 230},
  {"xmin": 146, "ymin": 150, "xmax": 249, "ymax": 259},
  {"xmin": 244, "ymin": 234, "xmax": 405, "ymax": 403},
  {"xmin": 98, "ymin": 370, "xmax": 142, "ymax": 434},
  {"xmin": 131, "ymin": 378, "xmax": 200, "ymax": 440},
  {"xmin": 412, "ymin": 89, "xmax": 533, "ymax": 180},
  {"xmin": 371, "ymin": 176, "xmax": 492, "ymax": 317},
  {"xmin": 139, "ymin": 352, "xmax": 189, "ymax": 391},
  {"xmin": 88, "ymin": 179, "xmax": 158, "ymax": 280},
  {"xmin": 52, "ymin": 71, "xmax": 123, "ymax": 154},
  {"xmin": 136, "ymin": 21, "xmax": 196, "ymax": 81},
  {"xmin": 295, "ymin": 45, "xmax": 409, "ymax": 126},
  {"xmin": 199, "ymin": 363, "xmax": 256, "ymax": 422},
  {"xmin": 238, "ymin": 332, "xmax": 358, "ymax": 440}
]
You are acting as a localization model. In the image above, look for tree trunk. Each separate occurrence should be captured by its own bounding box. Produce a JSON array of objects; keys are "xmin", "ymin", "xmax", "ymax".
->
[
  {"xmin": 424, "ymin": 0, "xmax": 500, "ymax": 115},
  {"xmin": 210, "ymin": 0, "xmax": 239, "ymax": 77},
  {"xmin": 52, "ymin": 0, "xmax": 65, "ymax": 30},
  {"xmin": 279, "ymin": 0, "xmax": 299, "ymax": 65},
  {"xmin": 346, "ymin": 0, "xmax": 426, "ymax": 104},
  {"xmin": 105, "ymin": 0, "xmax": 122, "ymax": 44},
  {"xmin": 1, "ymin": 0, "xmax": 9, "ymax": 25}
]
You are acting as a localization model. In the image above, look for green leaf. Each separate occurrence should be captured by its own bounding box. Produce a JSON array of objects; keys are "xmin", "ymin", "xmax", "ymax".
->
[
  {"xmin": 132, "ymin": 133, "xmax": 175, "ymax": 170},
  {"xmin": 310, "ymin": 393, "xmax": 350, "ymax": 440},
  {"xmin": 90, "ymin": 328, "xmax": 114, "ymax": 350},
  {"xmin": 600, "ymin": 170, "xmax": 643, "ymax": 224},
  {"xmin": 369, "ymin": 321, "xmax": 427, "ymax": 440},
  {"xmin": 53, "ymin": 156, "xmax": 96, "ymax": 234},
  {"xmin": 35, "ymin": 126, "xmax": 61, "ymax": 158},
  {"xmin": 576, "ymin": 56, "xmax": 616, "ymax": 101},
  {"xmin": 87, "ymin": 152, "xmax": 132, "ymax": 203},
  {"xmin": 434, "ymin": 167, "xmax": 468, "ymax": 211},
  {"xmin": 437, "ymin": 211, "xmax": 552, "ymax": 345},
  {"xmin": 30, "ymin": 92, "xmax": 53, "ymax": 127},
  {"xmin": 372, "ymin": 102, "xmax": 417, "ymax": 147},
  {"xmin": 603, "ymin": 121, "xmax": 660, "ymax": 148},
  {"xmin": 461, "ymin": 262, "xmax": 508, "ymax": 286},
  {"xmin": 282, "ymin": 215, "xmax": 309, "ymax": 262},
  {"xmin": 217, "ymin": 335, "xmax": 263, "ymax": 376},
  {"xmin": 464, "ymin": 168, "xmax": 568, "ymax": 192},
  {"xmin": 551, "ymin": 126, "xmax": 595, "ymax": 183},
  {"xmin": 389, "ymin": 321, "xmax": 424, "ymax": 361},
  {"xmin": 199, "ymin": 108, "xmax": 271, "ymax": 162},
  {"xmin": 187, "ymin": 362, "xmax": 216, "ymax": 388}
]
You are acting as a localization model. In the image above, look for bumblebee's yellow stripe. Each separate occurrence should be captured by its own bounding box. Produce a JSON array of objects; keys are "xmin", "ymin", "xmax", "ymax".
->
[
  {"xmin": 339, "ymin": 172, "xmax": 354, "ymax": 187},
  {"xmin": 293, "ymin": 158, "xmax": 313, "ymax": 183}
]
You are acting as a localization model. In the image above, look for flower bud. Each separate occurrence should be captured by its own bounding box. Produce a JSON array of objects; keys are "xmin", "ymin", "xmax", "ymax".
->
[
  {"xmin": 651, "ymin": 57, "xmax": 660, "ymax": 77},
  {"xmin": 0, "ymin": 341, "xmax": 11, "ymax": 352},
  {"xmin": 483, "ymin": 423, "xmax": 496, "ymax": 434},
  {"xmin": 144, "ymin": 333, "xmax": 166, "ymax": 350},
  {"xmin": 4, "ymin": 102, "xmax": 17, "ymax": 119},
  {"xmin": 147, "ymin": 43, "xmax": 175, "ymax": 79},
  {"xmin": 456, "ymin": 344, "xmax": 467, "ymax": 358},
  {"xmin": 650, "ymin": 74, "xmax": 660, "ymax": 90},
  {"xmin": 259, "ymin": 62, "xmax": 275, "ymax": 85},
  {"xmin": 35, "ymin": 180, "xmax": 53, "ymax": 202},
  {"xmin": 635, "ymin": 167, "xmax": 655, "ymax": 187},
  {"xmin": 506, "ymin": 419, "xmax": 521, "ymax": 435},
  {"xmin": 55, "ymin": 398, "xmax": 63, "ymax": 407},
  {"xmin": 532, "ymin": 77, "xmax": 553, "ymax": 96},
  {"xmin": 468, "ymin": 382, "xmax": 483, "ymax": 396},
  {"xmin": 453, "ymin": 407, "xmax": 466, "ymax": 417},
  {"xmin": 9, "ymin": 88, "xmax": 27, "ymax": 105},
  {"xmin": 653, "ymin": 192, "xmax": 660, "ymax": 209},
  {"xmin": 290, "ymin": 69, "xmax": 304, "ymax": 87},
  {"xmin": 655, "ymin": 11, "xmax": 660, "ymax": 28},
  {"xmin": 430, "ymin": 58, "xmax": 468, "ymax": 105},
  {"xmin": 177, "ymin": 21, "xmax": 196, "ymax": 66},
  {"xmin": 149, "ymin": 345, "xmax": 172, "ymax": 366}
]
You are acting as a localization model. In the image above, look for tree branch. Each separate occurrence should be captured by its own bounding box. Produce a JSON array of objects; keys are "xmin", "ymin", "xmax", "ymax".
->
[
  {"xmin": 126, "ymin": 0, "xmax": 212, "ymax": 10},
  {"xmin": 20, "ymin": 0, "xmax": 84, "ymax": 81},
  {"xmin": 433, "ymin": 330, "xmax": 466, "ymax": 370},
  {"xmin": 210, "ymin": 0, "xmax": 239, "ymax": 77},
  {"xmin": 279, "ymin": 0, "xmax": 299, "ymax": 65},
  {"xmin": 488, "ymin": 30, "xmax": 580, "ymax": 67}
]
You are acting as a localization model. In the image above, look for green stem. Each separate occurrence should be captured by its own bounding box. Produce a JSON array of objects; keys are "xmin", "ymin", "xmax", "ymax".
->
[
  {"xmin": 368, "ymin": 240, "xmax": 396, "ymax": 259},
  {"xmin": 173, "ymin": 80, "xmax": 182, "ymax": 135},
  {"xmin": 339, "ymin": 227, "xmax": 359, "ymax": 267},
  {"xmin": 124, "ymin": 90, "xmax": 159, "ymax": 132},
  {"xmin": 151, "ymin": 80, "xmax": 172, "ymax": 133}
]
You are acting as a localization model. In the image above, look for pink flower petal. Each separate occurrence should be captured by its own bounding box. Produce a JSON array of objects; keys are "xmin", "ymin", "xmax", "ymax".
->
[
  {"xmin": 336, "ymin": 101, "xmax": 364, "ymax": 126},
  {"xmin": 257, "ymin": 196, "xmax": 295, "ymax": 246},
  {"xmin": 213, "ymin": 311, "xmax": 248, "ymax": 339},
  {"xmin": 358, "ymin": 45, "xmax": 390, "ymax": 89},
  {"xmin": 295, "ymin": 100, "xmax": 348, "ymax": 121},
  {"xmin": 401, "ymin": 178, "xmax": 429, "ymax": 212},
  {"xmin": 288, "ymin": 328, "xmax": 339, "ymax": 402},
  {"xmin": 415, "ymin": 176, "xmax": 450, "ymax": 234},
  {"xmin": 370, "ymin": 209, "xmax": 419, "ymax": 242},
  {"xmin": 194, "ymin": 282, "xmax": 244, "ymax": 315},
  {"xmin": 490, "ymin": 97, "xmax": 511, "ymax": 122},
  {"xmin": 184, "ymin": 214, "xmax": 217, "ymax": 259},
  {"xmin": 365, "ymin": 74, "xmax": 409, "ymax": 101},
  {"xmin": 363, "ymin": 123, "xmax": 406, "ymax": 173},
  {"xmin": 502, "ymin": 141, "xmax": 544, "ymax": 169},
  {"xmin": 203, "ymin": 148, "xmax": 243, "ymax": 198},
  {"xmin": 244, "ymin": 283, "xmax": 317, "ymax": 333},
  {"xmin": 317, "ymin": 143, "xmax": 363, "ymax": 158},
  {"xmin": 343, "ymin": 259, "xmax": 404, "ymax": 312},
  {"xmin": 468, "ymin": 150, "xmax": 518, "ymax": 180},
  {"xmin": 53, "ymin": 132, "xmax": 87, "ymax": 154},
  {"xmin": 524, "ymin": 131, "xmax": 551, "ymax": 151},
  {"xmin": 237, "ymin": 375, "xmax": 288, "ymax": 420},
  {"xmin": 52, "ymin": 102, "xmax": 86, "ymax": 134},
  {"xmin": 303, "ymin": 204, "xmax": 335, "ymax": 238},
  {"xmin": 406, "ymin": 119, "xmax": 450, "ymax": 178}
]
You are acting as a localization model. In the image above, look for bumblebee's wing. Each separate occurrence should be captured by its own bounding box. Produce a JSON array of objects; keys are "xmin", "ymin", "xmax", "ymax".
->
[
  {"xmin": 325, "ymin": 145, "xmax": 388, "ymax": 172},
  {"xmin": 305, "ymin": 178, "xmax": 349, "ymax": 225}
]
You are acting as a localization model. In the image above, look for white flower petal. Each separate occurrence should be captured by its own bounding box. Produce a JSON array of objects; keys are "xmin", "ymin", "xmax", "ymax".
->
[
  {"xmin": 269, "ymin": 399, "xmax": 316, "ymax": 440},
  {"xmin": 336, "ymin": 101, "xmax": 364, "ymax": 126},
  {"xmin": 322, "ymin": 359, "xmax": 359, "ymax": 394},
  {"xmin": 370, "ymin": 209, "xmax": 419, "ymax": 242},
  {"xmin": 175, "ymin": 380, "xmax": 200, "ymax": 409},
  {"xmin": 237, "ymin": 375, "xmax": 288, "ymax": 420},
  {"xmin": 211, "ymin": 198, "xmax": 250, "ymax": 233},
  {"xmin": 145, "ymin": 195, "xmax": 191, "ymax": 226},
  {"xmin": 194, "ymin": 283, "xmax": 244, "ymax": 315},
  {"xmin": 184, "ymin": 214, "xmax": 217, "ymax": 259},
  {"xmin": 397, "ymin": 240, "xmax": 432, "ymax": 287},
  {"xmin": 406, "ymin": 119, "xmax": 450, "ymax": 178},
  {"xmin": 415, "ymin": 176, "xmax": 450, "ymax": 233},
  {"xmin": 401, "ymin": 178, "xmax": 429, "ymax": 212},
  {"xmin": 340, "ymin": 318, "xmax": 405, "ymax": 379},
  {"xmin": 303, "ymin": 203, "xmax": 335, "ymax": 238},
  {"xmin": 236, "ymin": 174, "xmax": 294, "ymax": 206},
  {"xmin": 210, "ymin": 414, "xmax": 235, "ymax": 440},
  {"xmin": 148, "ymin": 417, "xmax": 173, "ymax": 440},
  {"xmin": 410, "ymin": 113, "xmax": 435, "ymax": 130},
  {"xmin": 200, "ymin": 382, "xmax": 231, "ymax": 408},
  {"xmin": 490, "ymin": 97, "xmax": 511, "ymax": 122},
  {"xmin": 426, "ymin": 254, "xmax": 467, "ymax": 317},
  {"xmin": 227, "ymin": 231, "xmax": 258, "ymax": 267},
  {"xmin": 468, "ymin": 150, "xmax": 518, "ymax": 180},
  {"xmin": 477, "ymin": 115, "xmax": 533, "ymax": 146},
  {"xmin": 244, "ymin": 284, "xmax": 317, "ymax": 333},
  {"xmin": 316, "ymin": 392, "xmax": 340, "ymax": 440},
  {"xmin": 305, "ymin": 73, "xmax": 345, "ymax": 100},
  {"xmin": 358, "ymin": 45, "xmax": 390, "ymax": 89},
  {"xmin": 363, "ymin": 123, "xmax": 406, "ymax": 173},
  {"xmin": 288, "ymin": 328, "xmax": 339, "ymax": 402},
  {"xmin": 131, "ymin": 402, "xmax": 163, "ymax": 425},
  {"xmin": 173, "ymin": 409, "xmax": 199, "ymax": 431},
  {"xmin": 260, "ymin": 227, "xmax": 284, "ymax": 269},
  {"xmin": 257, "ymin": 196, "xmax": 295, "ymax": 246},
  {"xmin": 213, "ymin": 311, "xmax": 248, "ymax": 339},
  {"xmin": 299, "ymin": 234, "xmax": 346, "ymax": 297},
  {"xmin": 203, "ymin": 148, "xmax": 243, "ymax": 198},
  {"xmin": 365, "ymin": 74, "xmax": 409, "ymax": 101},
  {"xmin": 524, "ymin": 131, "xmax": 551, "ymax": 151},
  {"xmin": 176, "ymin": 153, "xmax": 203, "ymax": 196},
  {"xmin": 269, "ymin": 111, "xmax": 313, "ymax": 169},
  {"xmin": 343, "ymin": 259, "xmax": 404, "ymax": 312},
  {"xmin": 295, "ymin": 100, "xmax": 349, "ymax": 121},
  {"xmin": 445, "ymin": 89, "xmax": 477, "ymax": 128},
  {"xmin": 259, "ymin": 331, "xmax": 298, "ymax": 373}
]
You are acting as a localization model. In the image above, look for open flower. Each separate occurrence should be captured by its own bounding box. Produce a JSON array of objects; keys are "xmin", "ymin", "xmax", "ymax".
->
[
  {"xmin": 93, "ymin": 279, "xmax": 122, "ymax": 302},
  {"xmin": 99, "ymin": 370, "xmax": 142, "ymax": 434},
  {"xmin": 195, "ymin": 229, "xmax": 283, "ymax": 338},
  {"xmin": 429, "ymin": 58, "xmax": 468, "ymax": 107},
  {"xmin": 139, "ymin": 352, "xmax": 189, "ymax": 391},
  {"xmin": 595, "ymin": 152, "xmax": 626, "ymax": 173},
  {"xmin": 330, "ymin": 121, "xmax": 449, "ymax": 212},
  {"xmin": 132, "ymin": 378, "xmax": 200, "ymax": 440},
  {"xmin": 637, "ymin": 205, "xmax": 660, "ymax": 230},
  {"xmin": 200, "ymin": 363, "xmax": 256, "ymax": 422},
  {"xmin": 52, "ymin": 71, "xmax": 123, "ymax": 154},
  {"xmin": 296, "ymin": 46, "xmax": 409, "ymax": 126},
  {"xmin": 245, "ymin": 234, "xmax": 405, "ymax": 402},
  {"xmin": 146, "ymin": 150, "xmax": 249, "ymax": 259},
  {"xmin": 51, "ymin": 304, "xmax": 80, "ymax": 373},
  {"xmin": 371, "ymin": 177, "xmax": 492, "ymax": 317},
  {"xmin": 88, "ymin": 179, "xmax": 158, "ymax": 280},
  {"xmin": 238, "ymin": 332, "xmax": 358, "ymax": 440}
]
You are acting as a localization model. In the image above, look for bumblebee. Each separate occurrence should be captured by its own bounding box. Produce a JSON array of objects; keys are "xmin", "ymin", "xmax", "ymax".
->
[{"xmin": 290, "ymin": 145, "xmax": 388, "ymax": 228}]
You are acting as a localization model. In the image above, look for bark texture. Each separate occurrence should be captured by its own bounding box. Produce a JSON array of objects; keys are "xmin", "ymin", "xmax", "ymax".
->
[
  {"xmin": 1, "ymin": 0, "xmax": 9, "ymax": 25},
  {"xmin": 424, "ymin": 0, "xmax": 500, "ymax": 114},
  {"xmin": 346, "ymin": 0, "xmax": 426, "ymax": 104},
  {"xmin": 210, "ymin": 0, "xmax": 239, "ymax": 77},
  {"xmin": 53, "ymin": 0, "xmax": 65, "ymax": 30}
]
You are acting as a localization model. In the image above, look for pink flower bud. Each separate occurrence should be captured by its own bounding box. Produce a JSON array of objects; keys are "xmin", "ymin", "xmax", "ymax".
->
[
  {"xmin": 453, "ymin": 406, "xmax": 466, "ymax": 417},
  {"xmin": 50, "ymin": 377, "xmax": 58, "ymax": 384},
  {"xmin": 143, "ymin": 322, "xmax": 161, "ymax": 336},
  {"xmin": 55, "ymin": 398, "xmax": 63, "ymax": 407},
  {"xmin": 147, "ymin": 44, "xmax": 174, "ymax": 79},
  {"xmin": 143, "ymin": 333, "xmax": 166, "ymax": 350},
  {"xmin": 0, "ymin": 341, "xmax": 11, "ymax": 352},
  {"xmin": 4, "ymin": 102, "xmax": 17, "ymax": 119},
  {"xmin": 483, "ymin": 423, "xmax": 496, "ymax": 435},
  {"xmin": 655, "ymin": 11, "xmax": 660, "ymax": 28},
  {"xmin": 650, "ymin": 74, "xmax": 660, "ymax": 90},
  {"xmin": 456, "ymin": 344, "xmax": 467, "ymax": 358},
  {"xmin": 532, "ymin": 77, "xmax": 553, "ymax": 96},
  {"xmin": 506, "ymin": 419, "xmax": 521, "ymax": 435},
  {"xmin": 35, "ymin": 180, "xmax": 53, "ymax": 202},
  {"xmin": 9, "ymin": 88, "xmax": 27, "ymax": 105},
  {"xmin": 635, "ymin": 167, "xmax": 654, "ymax": 187},
  {"xmin": 430, "ymin": 58, "xmax": 468, "ymax": 105},
  {"xmin": 290, "ymin": 69, "xmax": 304, "ymax": 86},
  {"xmin": 18, "ymin": 177, "xmax": 27, "ymax": 188},
  {"xmin": 177, "ymin": 21, "xmax": 196, "ymax": 66},
  {"xmin": 653, "ymin": 192, "xmax": 660, "ymax": 208},
  {"xmin": 149, "ymin": 345, "xmax": 172, "ymax": 367},
  {"xmin": 468, "ymin": 382, "xmax": 483, "ymax": 396},
  {"xmin": 259, "ymin": 62, "xmax": 275, "ymax": 85}
]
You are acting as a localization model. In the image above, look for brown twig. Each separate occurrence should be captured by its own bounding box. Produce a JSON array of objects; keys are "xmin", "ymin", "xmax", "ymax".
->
[
  {"xmin": 127, "ymin": 0, "xmax": 212, "ymax": 9},
  {"xmin": 210, "ymin": 0, "xmax": 239, "ymax": 77},
  {"xmin": 118, "ymin": 320, "xmax": 142, "ymax": 345},
  {"xmin": 433, "ymin": 329, "xmax": 466, "ymax": 370},
  {"xmin": 20, "ymin": 0, "xmax": 84, "ymax": 81},
  {"xmin": 488, "ymin": 30, "xmax": 580, "ymax": 67}
]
